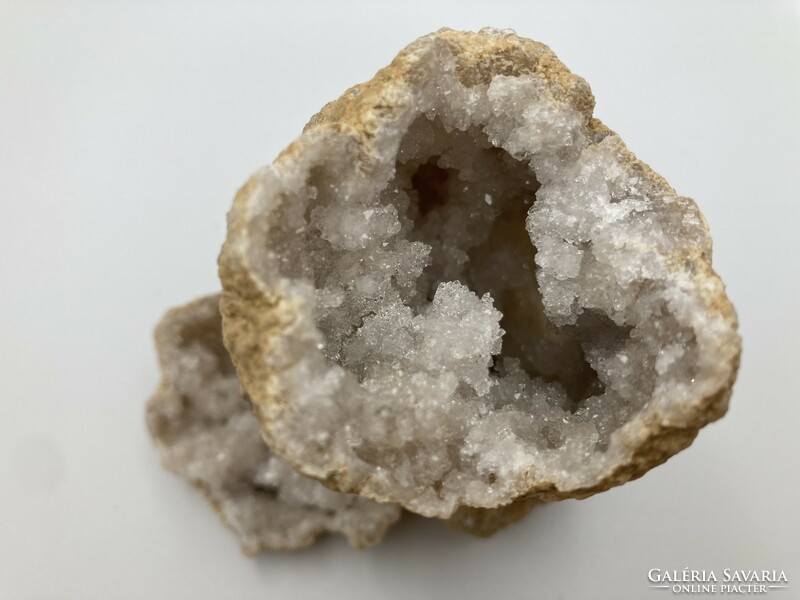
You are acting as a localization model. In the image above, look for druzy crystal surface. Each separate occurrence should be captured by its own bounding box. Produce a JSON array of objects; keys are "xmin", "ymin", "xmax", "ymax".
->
[{"xmin": 219, "ymin": 29, "xmax": 740, "ymax": 519}]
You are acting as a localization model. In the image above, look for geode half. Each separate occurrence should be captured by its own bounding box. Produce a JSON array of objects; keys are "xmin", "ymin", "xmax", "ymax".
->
[
  {"xmin": 146, "ymin": 295, "xmax": 401, "ymax": 552},
  {"xmin": 218, "ymin": 28, "xmax": 741, "ymax": 519}
]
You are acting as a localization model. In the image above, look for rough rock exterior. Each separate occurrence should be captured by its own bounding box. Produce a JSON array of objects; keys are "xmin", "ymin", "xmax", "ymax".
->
[
  {"xmin": 218, "ymin": 29, "xmax": 741, "ymax": 520},
  {"xmin": 146, "ymin": 295, "xmax": 401, "ymax": 553}
]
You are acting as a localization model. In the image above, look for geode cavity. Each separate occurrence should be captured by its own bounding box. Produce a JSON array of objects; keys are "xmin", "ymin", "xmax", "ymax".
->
[{"xmin": 218, "ymin": 28, "xmax": 741, "ymax": 520}]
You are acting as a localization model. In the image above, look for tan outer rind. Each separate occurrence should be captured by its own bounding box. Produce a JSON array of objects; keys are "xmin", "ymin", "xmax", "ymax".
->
[{"xmin": 218, "ymin": 29, "xmax": 741, "ymax": 518}]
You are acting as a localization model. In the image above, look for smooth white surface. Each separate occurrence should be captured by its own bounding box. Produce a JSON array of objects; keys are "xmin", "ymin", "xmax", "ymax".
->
[{"xmin": 1, "ymin": 1, "xmax": 798, "ymax": 598}]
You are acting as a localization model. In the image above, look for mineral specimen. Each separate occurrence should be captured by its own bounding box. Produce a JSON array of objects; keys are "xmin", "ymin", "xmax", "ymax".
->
[
  {"xmin": 146, "ymin": 295, "xmax": 401, "ymax": 553},
  {"xmin": 218, "ymin": 28, "xmax": 741, "ymax": 521}
]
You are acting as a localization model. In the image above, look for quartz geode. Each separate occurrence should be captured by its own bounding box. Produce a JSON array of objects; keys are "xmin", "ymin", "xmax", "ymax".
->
[
  {"xmin": 147, "ymin": 295, "xmax": 401, "ymax": 552},
  {"xmin": 217, "ymin": 28, "xmax": 740, "ymax": 521}
]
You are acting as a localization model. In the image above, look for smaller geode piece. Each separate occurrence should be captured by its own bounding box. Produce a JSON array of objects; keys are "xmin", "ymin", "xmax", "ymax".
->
[{"xmin": 146, "ymin": 295, "xmax": 401, "ymax": 553}]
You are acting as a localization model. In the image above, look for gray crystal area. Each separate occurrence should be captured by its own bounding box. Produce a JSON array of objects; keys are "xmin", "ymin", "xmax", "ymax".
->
[{"xmin": 146, "ymin": 295, "xmax": 400, "ymax": 553}]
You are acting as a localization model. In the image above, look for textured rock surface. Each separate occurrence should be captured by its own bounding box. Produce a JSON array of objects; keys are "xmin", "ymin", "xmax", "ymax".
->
[
  {"xmin": 146, "ymin": 295, "xmax": 401, "ymax": 553},
  {"xmin": 219, "ymin": 28, "xmax": 741, "ymax": 519}
]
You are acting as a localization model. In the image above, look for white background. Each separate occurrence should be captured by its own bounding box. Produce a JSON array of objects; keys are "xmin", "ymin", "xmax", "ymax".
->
[{"xmin": 1, "ymin": 1, "xmax": 798, "ymax": 598}]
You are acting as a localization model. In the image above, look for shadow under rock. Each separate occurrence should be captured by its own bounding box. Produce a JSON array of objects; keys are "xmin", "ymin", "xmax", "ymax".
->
[
  {"xmin": 360, "ymin": 502, "xmax": 577, "ymax": 598},
  {"xmin": 243, "ymin": 500, "xmax": 584, "ymax": 600}
]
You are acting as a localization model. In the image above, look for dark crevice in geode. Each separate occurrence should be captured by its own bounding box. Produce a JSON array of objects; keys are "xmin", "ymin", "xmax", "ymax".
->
[
  {"xmin": 411, "ymin": 158, "xmax": 454, "ymax": 216},
  {"xmin": 402, "ymin": 118, "xmax": 606, "ymax": 411}
]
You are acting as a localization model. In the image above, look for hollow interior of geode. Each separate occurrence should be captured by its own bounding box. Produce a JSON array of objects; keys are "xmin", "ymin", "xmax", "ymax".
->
[{"xmin": 269, "ymin": 106, "xmax": 698, "ymax": 514}]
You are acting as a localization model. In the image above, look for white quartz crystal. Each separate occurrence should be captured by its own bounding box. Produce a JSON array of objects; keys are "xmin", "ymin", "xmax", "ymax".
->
[
  {"xmin": 146, "ymin": 296, "xmax": 400, "ymax": 553},
  {"xmin": 219, "ymin": 29, "xmax": 740, "ymax": 519}
]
